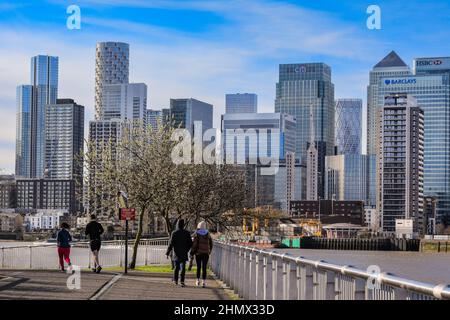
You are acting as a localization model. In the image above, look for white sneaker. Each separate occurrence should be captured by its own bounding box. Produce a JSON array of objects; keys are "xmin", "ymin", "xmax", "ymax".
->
[{"xmin": 196, "ymin": 279, "xmax": 200, "ymax": 287}]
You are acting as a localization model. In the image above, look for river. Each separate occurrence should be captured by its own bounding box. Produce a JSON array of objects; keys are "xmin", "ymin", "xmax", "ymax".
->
[{"xmin": 275, "ymin": 248, "xmax": 450, "ymax": 284}]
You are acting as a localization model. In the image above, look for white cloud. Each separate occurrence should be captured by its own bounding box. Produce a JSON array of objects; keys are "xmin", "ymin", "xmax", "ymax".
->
[{"xmin": 0, "ymin": 0, "xmax": 382, "ymax": 171}]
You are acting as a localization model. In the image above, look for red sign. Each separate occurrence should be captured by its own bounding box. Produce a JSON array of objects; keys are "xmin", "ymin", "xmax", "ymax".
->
[{"xmin": 120, "ymin": 208, "xmax": 136, "ymax": 221}]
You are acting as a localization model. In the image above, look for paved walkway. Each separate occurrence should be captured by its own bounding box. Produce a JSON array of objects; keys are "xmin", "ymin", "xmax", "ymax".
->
[{"xmin": 0, "ymin": 270, "xmax": 230, "ymax": 300}]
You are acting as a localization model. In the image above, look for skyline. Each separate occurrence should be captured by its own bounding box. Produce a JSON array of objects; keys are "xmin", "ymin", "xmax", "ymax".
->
[{"xmin": 2, "ymin": 1, "xmax": 450, "ymax": 172}]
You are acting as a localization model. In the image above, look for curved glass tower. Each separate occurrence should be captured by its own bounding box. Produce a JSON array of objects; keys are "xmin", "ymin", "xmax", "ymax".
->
[{"xmin": 335, "ymin": 99, "xmax": 362, "ymax": 155}]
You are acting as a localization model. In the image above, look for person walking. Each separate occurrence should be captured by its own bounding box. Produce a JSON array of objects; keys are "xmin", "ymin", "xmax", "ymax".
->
[
  {"xmin": 166, "ymin": 219, "xmax": 192, "ymax": 287},
  {"xmin": 191, "ymin": 221, "xmax": 213, "ymax": 288},
  {"xmin": 85, "ymin": 214, "xmax": 104, "ymax": 273},
  {"xmin": 56, "ymin": 222, "xmax": 72, "ymax": 272}
]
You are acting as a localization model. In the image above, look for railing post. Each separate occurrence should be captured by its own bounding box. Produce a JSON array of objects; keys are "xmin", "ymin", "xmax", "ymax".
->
[
  {"xmin": 272, "ymin": 255, "xmax": 278, "ymax": 300},
  {"xmin": 263, "ymin": 255, "xmax": 268, "ymax": 300},
  {"xmin": 145, "ymin": 244, "xmax": 148, "ymax": 266},
  {"xmin": 1, "ymin": 247, "xmax": 4, "ymax": 268},
  {"xmin": 29, "ymin": 246, "xmax": 32, "ymax": 269},
  {"xmin": 255, "ymin": 252, "xmax": 262, "ymax": 300},
  {"xmin": 282, "ymin": 259, "xmax": 290, "ymax": 300}
]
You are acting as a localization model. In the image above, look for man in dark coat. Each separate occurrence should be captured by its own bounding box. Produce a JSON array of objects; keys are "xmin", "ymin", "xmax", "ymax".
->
[{"xmin": 166, "ymin": 219, "xmax": 192, "ymax": 287}]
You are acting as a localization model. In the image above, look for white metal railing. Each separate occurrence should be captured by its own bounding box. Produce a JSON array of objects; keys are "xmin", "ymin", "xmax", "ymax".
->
[
  {"xmin": 0, "ymin": 238, "xmax": 169, "ymax": 270},
  {"xmin": 210, "ymin": 241, "xmax": 450, "ymax": 300}
]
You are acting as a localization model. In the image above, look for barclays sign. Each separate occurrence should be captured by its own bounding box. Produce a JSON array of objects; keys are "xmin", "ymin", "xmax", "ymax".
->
[{"xmin": 384, "ymin": 78, "xmax": 417, "ymax": 85}]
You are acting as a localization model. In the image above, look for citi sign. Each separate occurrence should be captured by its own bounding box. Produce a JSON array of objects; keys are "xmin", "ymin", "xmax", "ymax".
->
[
  {"xmin": 416, "ymin": 60, "xmax": 443, "ymax": 66},
  {"xmin": 384, "ymin": 78, "xmax": 417, "ymax": 85}
]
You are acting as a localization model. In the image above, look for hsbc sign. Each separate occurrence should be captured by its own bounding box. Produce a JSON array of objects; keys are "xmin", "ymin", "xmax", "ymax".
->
[
  {"xmin": 415, "ymin": 58, "xmax": 450, "ymax": 71},
  {"xmin": 416, "ymin": 60, "xmax": 442, "ymax": 66}
]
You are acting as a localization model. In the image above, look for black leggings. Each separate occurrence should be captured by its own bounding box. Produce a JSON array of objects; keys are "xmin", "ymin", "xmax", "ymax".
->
[{"xmin": 195, "ymin": 254, "xmax": 209, "ymax": 280}]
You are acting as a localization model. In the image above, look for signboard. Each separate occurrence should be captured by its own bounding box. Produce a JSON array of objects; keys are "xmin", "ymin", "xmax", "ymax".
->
[
  {"xmin": 119, "ymin": 208, "xmax": 136, "ymax": 221},
  {"xmin": 414, "ymin": 57, "xmax": 450, "ymax": 71}
]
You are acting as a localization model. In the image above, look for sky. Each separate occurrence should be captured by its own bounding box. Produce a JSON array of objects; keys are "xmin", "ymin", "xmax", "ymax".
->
[{"xmin": 1, "ymin": 0, "xmax": 450, "ymax": 173}]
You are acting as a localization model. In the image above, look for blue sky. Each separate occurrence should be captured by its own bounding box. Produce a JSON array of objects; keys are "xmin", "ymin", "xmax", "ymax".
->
[{"xmin": 1, "ymin": 0, "xmax": 450, "ymax": 173}]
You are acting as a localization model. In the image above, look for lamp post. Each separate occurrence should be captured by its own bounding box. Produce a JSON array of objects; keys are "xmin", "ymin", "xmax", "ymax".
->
[{"xmin": 119, "ymin": 190, "xmax": 129, "ymax": 274}]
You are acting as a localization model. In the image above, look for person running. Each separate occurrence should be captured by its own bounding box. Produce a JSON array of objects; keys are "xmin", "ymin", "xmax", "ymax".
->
[
  {"xmin": 85, "ymin": 214, "xmax": 104, "ymax": 273},
  {"xmin": 166, "ymin": 219, "xmax": 192, "ymax": 287},
  {"xmin": 191, "ymin": 221, "xmax": 213, "ymax": 287},
  {"xmin": 56, "ymin": 222, "xmax": 72, "ymax": 272}
]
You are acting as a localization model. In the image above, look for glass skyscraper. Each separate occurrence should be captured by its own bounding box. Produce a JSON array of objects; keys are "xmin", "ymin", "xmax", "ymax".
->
[
  {"xmin": 275, "ymin": 63, "xmax": 335, "ymax": 198},
  {"xmin": 225, "ymin": 93, "xmax": 257, "ymax": 114},
  {"xmin": 170, "ymin": 98, "xmax": 213, "ymax": 135},
  {"xmin": 335, "ymin": 99, "xmax": 362, "ymax": 155},
  {"xmin": 15, "ymin": 55, "xmax": 59, "ymax": 178},
  {"xmin": 376, "ymin": 56, "xmax": 450, "ymax": 223}
]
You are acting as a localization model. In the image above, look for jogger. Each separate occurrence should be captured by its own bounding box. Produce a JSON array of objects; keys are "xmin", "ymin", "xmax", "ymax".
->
[
  {"xmin": 56, "ymin": 222, "xmax": 72, "ymax": 272},
  {"xmin": 85, "ymin": 214, "xmax": 104, "ymax": 273}
]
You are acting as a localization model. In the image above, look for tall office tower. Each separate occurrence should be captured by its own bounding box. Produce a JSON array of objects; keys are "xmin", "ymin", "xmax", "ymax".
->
[
  {"xmin": 45, "ymin": 99, "xmax": 84, "ymax": 183},
  {"xmin": 102, "ymin": 83, "xmax": 147, "ymax": 124},
  {"xmin": 88, "ymin": 120, "xmax": 122, "ymax": 220},
  {"xmin": 275, "ymin": 63, "xmax": 335, "ymax": 199},
  {"xmin": 376, "ymin": 94, "xmax": 424, "ymax": 234},
  {"xmin": 325, "ymin": 154, "xmax": 369, "ymax": 202},
  {"xmin": 221, "ymin": 113, "xmax": 296, "ymax": 163},
  {"xmin": 367, "ymin": 51, "xmax": 411, "ymax": 155},
  {"xmin": 306, "ymin": 105, "xmax": 318, "ymax": 200},
  {"xmin": 95, "ymin": 42, "xmax": 129, "ymax": 120},
  {"xmin": 170, "ymin": 98, "xmax": 213, "ymax": 135},
  {"xmin": 146, "ymin": 109, "xmax": 162, "ymax": 130},
  {"xmin": 335, "ymin": 99, "xmax": 362, "ymax": 154},
  {"xmin": 377, "ymin": 56, "xmax": 450, "ymax": 224},
  {"xmin": 225, "ymin": 93, "xmax": 258, "ymax": 114},
  {"xmin": 15, "ymin": 55, "xmax": 59, "ymax": 178}
]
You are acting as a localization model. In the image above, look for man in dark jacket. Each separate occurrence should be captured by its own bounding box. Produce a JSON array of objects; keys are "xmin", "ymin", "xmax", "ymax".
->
[
  {"xmin": 85, "ymin": 214, "xmax": 104, "ymax": 273},
  {"xmin": 166, "ymin": 219, "xmax": 192, "ymax": 287}
]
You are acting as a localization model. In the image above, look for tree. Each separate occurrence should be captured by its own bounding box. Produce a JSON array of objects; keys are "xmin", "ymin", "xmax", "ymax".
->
[{"xmin": 83, "ymin": 120, "xmax": 247, "ymax": 269}]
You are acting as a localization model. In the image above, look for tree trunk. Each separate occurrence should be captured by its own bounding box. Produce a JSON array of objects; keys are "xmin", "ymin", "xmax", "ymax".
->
[{"xmin": 129, "ymin": 207, "xmax": 145, "ymax": 269}]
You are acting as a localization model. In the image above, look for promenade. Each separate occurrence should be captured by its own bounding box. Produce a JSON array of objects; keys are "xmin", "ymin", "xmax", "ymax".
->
[{"xmin": 0, "ymin": 270, "xmax": 230, "ymax": 300}]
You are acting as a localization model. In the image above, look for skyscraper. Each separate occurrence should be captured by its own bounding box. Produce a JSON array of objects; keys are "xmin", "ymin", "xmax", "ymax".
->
[
  {"xmin": 45, "ymin": 99, "xmax": 84, "ymax": 181},
  {"xmin": 221, "ymin": 112, "xmax": 296, "ymax": 163},
  {"xmin": 102, "ymin": 83, "xmax": 147, "ymax": 123},
  {"xmin": 95, "ymin": 42, "xmax": 129, "ymax": 120},
  {"xmin": 225, "ymin": 93, "xmax": 257, "ymax": 114},
  {"xmin": 306, "ymin": 105, "xmax": 318, "ymax": 200},
  {"xmin": 376, "ymin": 55, "xmax": 450, "ymax": 223},
  {"xmin": 15, "ymin": 55, "xmax": 59, "ymax": 178},
  {"xmin": 367, "ymin": 51, "xmax": 411, "ymax": 155},
  {"xmin": 376, "ymin": 94, "xmax": 424, "ymax": 234},
  {"xmin": 335, "ymin": 99, "xmax": 362, "ymax": 155},
  {"xmin": 325, "ymin": 154, "xmax": 369, "ymax": 202},
  {"xmin": 146, "ymin": 109, "xmax": 162, "ymax": 130},
  {"xmin": 170, "ymin": 98, "xmax": 213, "ymax": 135},
  {"xmin": 275, "ymin": 63, "xmax": 335, "ymax": 198}
]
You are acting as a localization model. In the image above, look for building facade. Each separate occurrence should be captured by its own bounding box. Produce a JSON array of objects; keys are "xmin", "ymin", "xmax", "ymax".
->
[
  {"xmin": 376, "ymin": 56, "xmax": 450, "ymax": 224},
  {"xmin": 146, "ymin": 109, "xmax": 162, "ymax": 130},
  {"xmin": 0, "ymin": 175, "xmax": 16, "ymax": 209},
  {"xmin": 170, "ymin": 98, "xmax": 213, "ymax": 135},
  {"xmin": 16, "ymin": 55, "xmax": 59, "ymax": 178},
  {"xmin": 221, "ymin": 113, "xmax": 296, "ymax": 165},
  {"xmin": 101, "ymin": 83, "xmax": 147, "ymax": 124},
  {"xmin": 290, "ymin": 200, "xmax": 364, "ymax": 225},
  {"xmin": 45, "ymin": 99, "xmax": 84, "ymax": 182},
  {"xmin": 335, "ymin": 99, "xmax": 362, "ymax": 155},
  {"xmin": 376, "ymin": 94, "xmax": 424, "ymax": 234},
  {"xmin": 16, "ymin": 179, "xmax": 77, "ymax": 214},
  {"xmin": 95, "ymin": 42, "xmax": 129, "ymax": 120},
  {"xmin": 225, "ymin": 93, "xmax": 258, "ymax": 114},
  {"xmin": 367, "ymin": 51, "xmax": 411, "ymax": 155},
  {"xmin": 25, "ymin": 210, "xmax": 66, "ymax": 231},
  {"xmin": 325, "ymin": 154, "xmax": 370, "ymax": 203}
]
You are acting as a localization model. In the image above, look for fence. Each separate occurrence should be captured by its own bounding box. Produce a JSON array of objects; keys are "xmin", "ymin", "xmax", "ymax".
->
[
  {"xmin": 0, "ymin": 238, "xmax": 169, "ymax": 270},
  {"xmin": 210, "ymin": 241, "xmax": 450, "ymax": 300}
]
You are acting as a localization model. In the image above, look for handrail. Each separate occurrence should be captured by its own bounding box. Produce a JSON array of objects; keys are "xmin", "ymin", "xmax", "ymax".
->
[{"xmin": 211, "ymin": 241, "xmax": 450, "ymax": 300}]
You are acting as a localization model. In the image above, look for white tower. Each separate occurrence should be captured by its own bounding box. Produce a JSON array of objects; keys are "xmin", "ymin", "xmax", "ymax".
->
[{"xmin": 306, "ymin": 105, "xmax": 318, "ymax": 201}]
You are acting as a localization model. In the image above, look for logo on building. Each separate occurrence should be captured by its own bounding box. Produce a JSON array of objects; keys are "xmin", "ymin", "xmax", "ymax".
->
[
  {"xmin": 384, "ymin": 78, "xmax": 417, "ymax": 85},
  {"xmin": 416, "ymin": 60, "xmax": 443, "ymax": 66}
]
